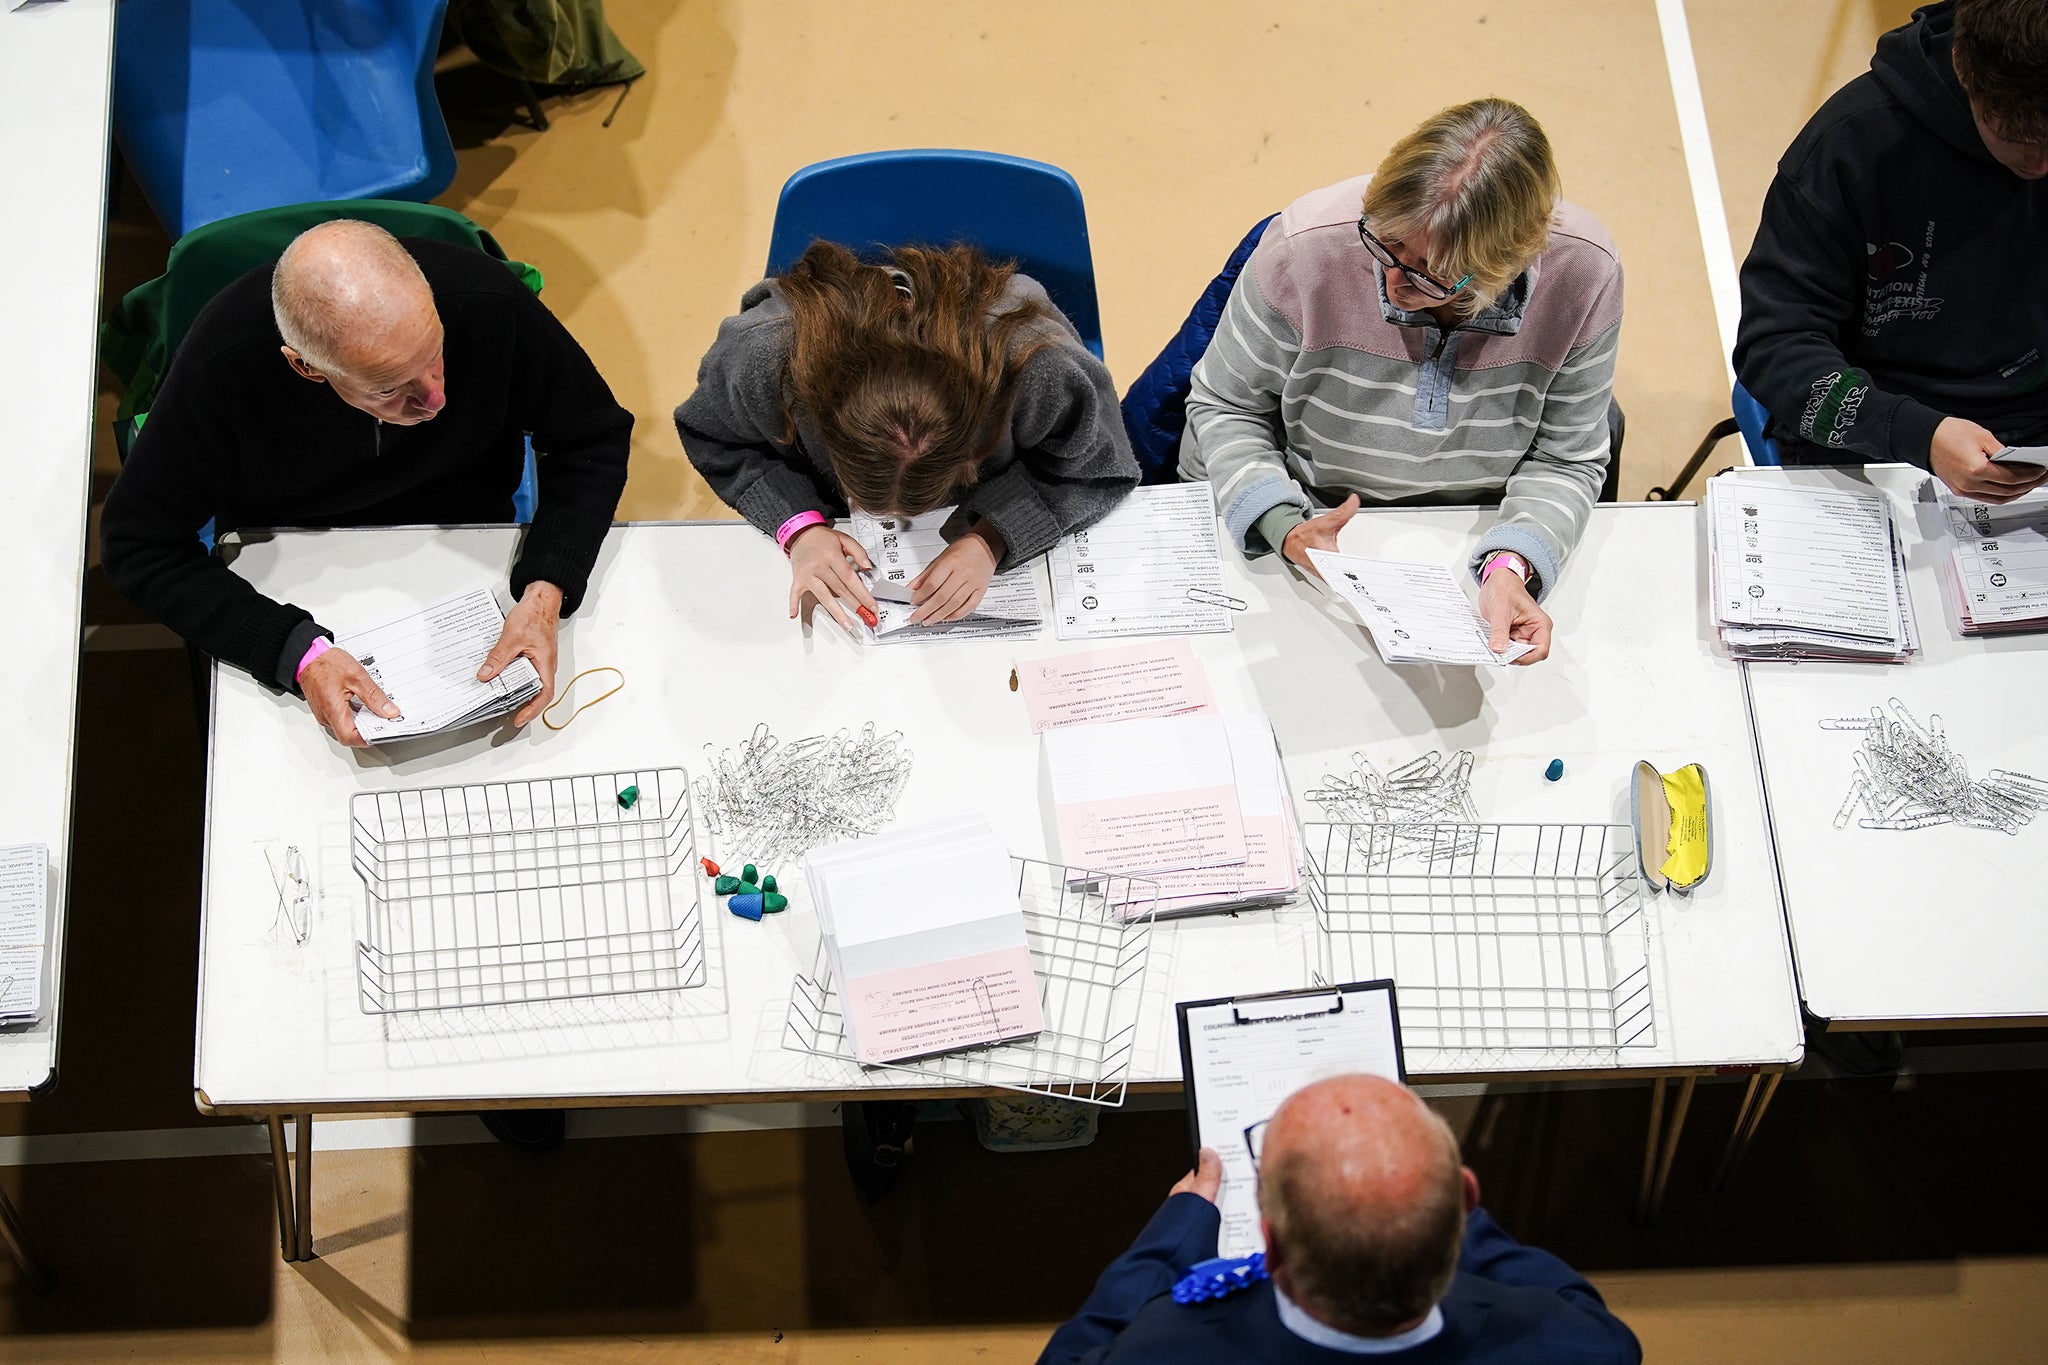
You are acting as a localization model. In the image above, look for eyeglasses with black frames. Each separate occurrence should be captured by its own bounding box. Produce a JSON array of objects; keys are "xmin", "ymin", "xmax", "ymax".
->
[{"xmin": 1357, "ymin": 218, "xmax": 1473, "ymax": 301}]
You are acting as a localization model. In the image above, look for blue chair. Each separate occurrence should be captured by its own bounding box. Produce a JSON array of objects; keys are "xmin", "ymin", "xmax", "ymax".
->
[
  {"xmin": 1649, "ymin": 380, "xmax": 1781, "ymax": 499},
  {"xmin": 1731, "ymin": 381, "xmax": 1782, "ymax": 466},
  {"xmin": 765, "ymin": 149, "xmax": 1105, "ymax": 360},
  {"xmin": 112, "ymin": 0, "xmax": 457, "ymax": 238}
]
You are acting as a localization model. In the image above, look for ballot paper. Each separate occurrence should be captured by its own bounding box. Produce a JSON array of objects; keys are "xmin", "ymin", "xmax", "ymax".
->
[
  {"xmin": 1705, "ymin": 477, "xmax": 1916, "ymax": 660},
  {"xmin": 339, "ymin": 587, "xmax": 542, "ymax": 743},
  {"xmin": 1016, "ymin": 639, "xmax": 1216, "ymax": 733},
  {"xmin": 1939, "ymin": 487, "xmax": 2048, "ymax": 635},
  {"xmin": 850, "ymin": 507, "xmax": 1042, "ymax": 645},
  {"xmin": 0, "ymin": 844, "xmax": 51, "ymax": 1026},
  {"xmin": 1047, "ymin": 483, "xmax": 1235, "ymax": 639},
  {"xmin": 1306, "ymin": 550, "xmax": 1531, "ymax": 666},
  {"xmin": 1178, "ymin": 982, "xmax": 1405, "ymax": 1258},
  {"xmin": 1990, "ymin": 446, "xmax": 2048, "ymax": 467},
  {"xmin": 805, "ymin": 815, "xmax": 1044, "ymax": 1065},
  {"xmin": 1046, "ymin": 714, "xmax": 1250, "ymax": 878},
  {"xmin": 1115, "ymin": 715, "xmax": 1302, "ymax": 921}
]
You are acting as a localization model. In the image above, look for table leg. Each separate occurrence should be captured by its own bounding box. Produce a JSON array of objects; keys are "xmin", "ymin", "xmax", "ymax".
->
[
  {"xmin": 0, "ymin": 1178, "xmax": 51, "ymax": 1294},
  {"xmin": 1711, "ymin": 1071, "xmax": 1782, "ymax": 1193},
  {"xmin": 266, "ymin": 1116, "xmax": 296, "ymax": 1259},
  {"xmin": 1633, "ymin": 1075, "xmax": 1697, "ymax": 1225},
  {"xmin": 293, "ymin": 1114, "xmax": 314, "ymax": 1261},
  {"xmin": 1634, "ymin": 1077, "xmax": 1667, "ymax": 1219}
]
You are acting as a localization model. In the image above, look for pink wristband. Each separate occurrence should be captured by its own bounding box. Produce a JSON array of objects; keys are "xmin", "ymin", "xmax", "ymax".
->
[
  {"xmin": 294, "ymin": 636, "xmax": 333, "ymax": 681},
  {"xmin": 775, "ymin": 510, "xmax": 828, "ymax": 553},
  {"xmin": 1480, "ymin": 552, "xmax": 1530, "ymax": 586}
]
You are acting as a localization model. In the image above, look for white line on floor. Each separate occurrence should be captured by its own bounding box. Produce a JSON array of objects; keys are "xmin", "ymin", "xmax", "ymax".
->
[{"xmin": 1655, "ymin": 0, "xmax": 1743, "ymax": 416}]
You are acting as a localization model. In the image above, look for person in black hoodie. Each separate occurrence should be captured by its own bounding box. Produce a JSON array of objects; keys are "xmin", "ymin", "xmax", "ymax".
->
[
  {"xmin": 100, "ymin": 220, "xmax": 633, "ymax": 746},
  {"xmin": 1734, "ymin": 0, "xmax": 2048, "ymax": 503}
]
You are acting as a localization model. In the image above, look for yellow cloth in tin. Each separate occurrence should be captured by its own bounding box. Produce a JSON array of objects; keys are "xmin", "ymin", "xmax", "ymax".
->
[{"xmin": 1658, "ymin": 764, "xmax": 1710, "ymax": 890}]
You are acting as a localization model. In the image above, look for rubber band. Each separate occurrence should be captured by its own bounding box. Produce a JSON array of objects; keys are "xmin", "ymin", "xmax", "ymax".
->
[{"xmin": 541, "ymin": 666, "xmax": 625, "ymax": 731}]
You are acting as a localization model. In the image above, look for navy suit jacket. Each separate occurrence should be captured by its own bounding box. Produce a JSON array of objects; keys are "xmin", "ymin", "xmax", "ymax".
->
[{"xmin": 1038, "ymin": 1194, "xmax": 1640, "ymax": 1365}]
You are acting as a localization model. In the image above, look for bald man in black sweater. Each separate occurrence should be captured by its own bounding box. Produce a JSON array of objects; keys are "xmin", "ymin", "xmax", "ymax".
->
[{"xmin": 101, "ymin": 220, "xmax": 632, "ymax": 746}]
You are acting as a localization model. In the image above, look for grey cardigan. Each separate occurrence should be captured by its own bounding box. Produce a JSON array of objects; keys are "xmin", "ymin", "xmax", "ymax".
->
[{"xmin": 673, "ymin": 273, "xmax": 1138, "ymax": 568}]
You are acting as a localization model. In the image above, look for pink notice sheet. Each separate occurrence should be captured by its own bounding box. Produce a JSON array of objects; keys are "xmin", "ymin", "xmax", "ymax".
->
[
  {"xmin": 1018, "ymin": 639, "xmax": 1216, "ymax": 734},
  {"xmin": 1119, "ymin": 813, "xmax": 1297, "ymax": 914},
  {"xmin": 844, "ymin": 946, "xmax": 1045, "ymax": 1065},
  {"xmin": 1055, "ymin": 785, "xmax": 1249, "ymax": 878}
]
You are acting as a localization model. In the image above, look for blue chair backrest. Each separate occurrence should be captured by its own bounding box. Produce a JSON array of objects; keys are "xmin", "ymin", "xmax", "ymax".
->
[
  {"xmin": 1731, "ymin": 381, "xmax": 1782, "ymax": 466},
  {"xmin": 113, "ymin": 0, "xmax": 456, "ymax": 237},
  {"xmin": 765, "ymin": 149, "xmax": 1104, "ymax": 360}
]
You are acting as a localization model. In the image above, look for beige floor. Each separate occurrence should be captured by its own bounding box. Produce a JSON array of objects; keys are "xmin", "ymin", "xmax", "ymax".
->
[
  {"xmin": 440, "ymin": 0, "xmax": 1734, "ymax": 519},
  {"xmin": 23, "ymin": 2, "xmax": 2048, "ymax": 1361}
]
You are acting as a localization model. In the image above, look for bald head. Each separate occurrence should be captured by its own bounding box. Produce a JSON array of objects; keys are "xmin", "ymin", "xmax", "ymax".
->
[
  {"xmin": 273, "ymin": 221, "xmax": 448, "ymax": 424},
  {"xmin": 1257, "ymin": 1075, "xmax": 1469, "ymax": 1336}
]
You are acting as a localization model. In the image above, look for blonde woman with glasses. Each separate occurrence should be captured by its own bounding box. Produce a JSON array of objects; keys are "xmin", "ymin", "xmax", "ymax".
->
[{"xmin": 1180, "ymin": 98, "xmax": 1622, "ymax": 665}]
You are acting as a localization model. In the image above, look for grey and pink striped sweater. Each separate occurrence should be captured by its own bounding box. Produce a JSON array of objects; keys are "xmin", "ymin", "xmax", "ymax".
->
[{"xmin": 1179, "ymin": 174, "xmax": 1624, "ymax": 597}]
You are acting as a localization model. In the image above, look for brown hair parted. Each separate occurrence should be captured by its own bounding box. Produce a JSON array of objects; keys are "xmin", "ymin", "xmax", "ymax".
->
[
  {"xmin": 776, "ymin": 240, "xmax": 1056, "ymax": 518},
  {"xmin": 1362, "ymin": 97, "xmax": 1562, "ymax": 318},
  {"xmin": 1953, "ymin": 0, "xmax": 2048, "ymax": 145}
]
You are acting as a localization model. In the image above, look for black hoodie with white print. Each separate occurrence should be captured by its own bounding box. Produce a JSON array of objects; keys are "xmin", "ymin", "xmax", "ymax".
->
[{"xmin": 1734, "ymin": 1, "xmax": 2048, "ymax": 466}]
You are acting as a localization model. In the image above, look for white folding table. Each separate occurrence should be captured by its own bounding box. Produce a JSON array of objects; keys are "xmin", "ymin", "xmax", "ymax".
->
[
  {"xmin": 1738, "ymin": 463, "xmax": 2048, "ymax": 1030},
  {"xmin": 194, "ymin": 507, "xmax": 1804, "ymax": 1258},
  {"xmin": 0, "ymin": 0, "xmax": 119, "ymax": 1293}
]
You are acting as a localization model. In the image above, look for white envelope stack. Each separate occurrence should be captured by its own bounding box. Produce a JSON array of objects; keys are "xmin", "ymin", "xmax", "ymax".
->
[
  {"xmin": 804, "ymin": 815, "xmax": 1044, "ymax": 1066},
  {"xmin": 1044, "ymin": 713, "xmax": 1302, "ymax": 921}
]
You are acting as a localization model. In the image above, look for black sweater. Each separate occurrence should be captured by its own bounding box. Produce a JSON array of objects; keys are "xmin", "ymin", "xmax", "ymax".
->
[
  {"xmin": 100, "ymin": 239, "xmax": 632, "ymax": 688},
  {"xmin": 1733, "ymin": 1, "xmax": 2048, "ymax": 466}
]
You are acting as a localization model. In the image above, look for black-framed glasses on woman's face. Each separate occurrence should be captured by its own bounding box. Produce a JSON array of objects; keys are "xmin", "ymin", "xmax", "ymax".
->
[{"xmin": 1357, "ymin": 218, "xmax": 1473, "ymax": 301}]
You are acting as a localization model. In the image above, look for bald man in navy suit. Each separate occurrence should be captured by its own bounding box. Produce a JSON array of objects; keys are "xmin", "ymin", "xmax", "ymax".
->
[{"xmin": 1039, "ymin": 1075, "xmax": 1639, "ymax": 1364}]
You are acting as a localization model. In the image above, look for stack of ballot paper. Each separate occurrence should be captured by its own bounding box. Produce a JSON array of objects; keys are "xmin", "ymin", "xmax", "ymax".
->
[
  {"xmin": 851, "ymin": 507, "xmax": 1042, "ymax": 645},
  {"xmin": 1045, "ymin": 713, "xmax": 1302, "ymax": 921},
  {"xmin": 804, "ymin": 815, "xmax": 1045, "ymax": 1066},
  {"xmin": 1047, "ymin": 483, "xmax": 1236, "ymax": 640},
  {"xmin": 0, "ymin": 844, "xmax": 50, "ymax": 1027},
  {"xmin": 1937, "ymin": 487, "xmax": 2048, "ymax": 636},
  {"xmin": 1306, "ymin": 550, "xmax": 1530, "ymax": 666},
  {"xmin": 1705, "ymin": 477, "xmax": 1918, "ymax": 661},
  {"xmin": 340, "ymin": 587, "xmax": 543, "ymax": 742}
]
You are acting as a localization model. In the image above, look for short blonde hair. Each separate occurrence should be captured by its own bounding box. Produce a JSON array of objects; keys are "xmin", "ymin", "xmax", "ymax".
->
[{"xmin": 1362, "ymin": 98, "xmax": 1560, "ymax": 316}]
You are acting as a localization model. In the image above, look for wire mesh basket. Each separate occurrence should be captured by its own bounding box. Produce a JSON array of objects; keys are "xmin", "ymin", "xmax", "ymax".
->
[
  {"xmin": 783, "ymin": 856, "xmax": 1158, "ymax": 1105},
  {"xmin": 1305, "ymin": 823, "xmax": 1654, "ymax": 1060},
  {"xmin": 350, "ymin": 768, "xmax": 705, "ymax": 1014}
]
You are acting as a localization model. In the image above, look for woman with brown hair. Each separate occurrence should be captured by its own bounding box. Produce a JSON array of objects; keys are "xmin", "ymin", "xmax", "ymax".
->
[{"xmin": 675, "ymin": 241, "xmax": 1138, "ymax": 631}]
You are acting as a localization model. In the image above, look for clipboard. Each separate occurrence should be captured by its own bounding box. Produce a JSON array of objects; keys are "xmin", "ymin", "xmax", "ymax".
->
[{"xmin": 1174, "ymin": 979, "xmax": 1405, "ymax": 1169}]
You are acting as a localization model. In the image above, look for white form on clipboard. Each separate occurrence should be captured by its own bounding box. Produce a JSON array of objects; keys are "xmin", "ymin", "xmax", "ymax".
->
[{"xmin": 1176, "ymin": 980, "xmax": 1405, "ymax": 1258}]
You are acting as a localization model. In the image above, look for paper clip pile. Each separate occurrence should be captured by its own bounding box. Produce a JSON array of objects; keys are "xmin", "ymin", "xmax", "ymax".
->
[
  {"xmin": 1305, "ymin": 750, "xmax": 1478, "ymax": 826},
  {"xmin": 695, "ymin": 722, "xmax": 915, "ymax": 864},
  {"xmin": 1820, "ymin": 700, "xmax": 2048, "ymax": 835}
]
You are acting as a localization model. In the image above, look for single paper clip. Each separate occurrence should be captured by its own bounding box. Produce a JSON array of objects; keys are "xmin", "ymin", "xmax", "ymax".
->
[{"xmin": 1185, "ymin": 586, "xmax": 1247, "ymax": 611}]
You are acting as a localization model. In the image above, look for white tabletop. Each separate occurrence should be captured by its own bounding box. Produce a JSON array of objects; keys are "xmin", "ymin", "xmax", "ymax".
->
[
  {"xmin": 194, "ymin": 509, "xmax": 1803, "ymax": 1112},
  {"xmin": 1736, "ymin": 463, "xmax": 2048, "ymax": 1030},
  {"xmin": 0, "ymin": 0, "xmax": 117, "ymax": 1099}
]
